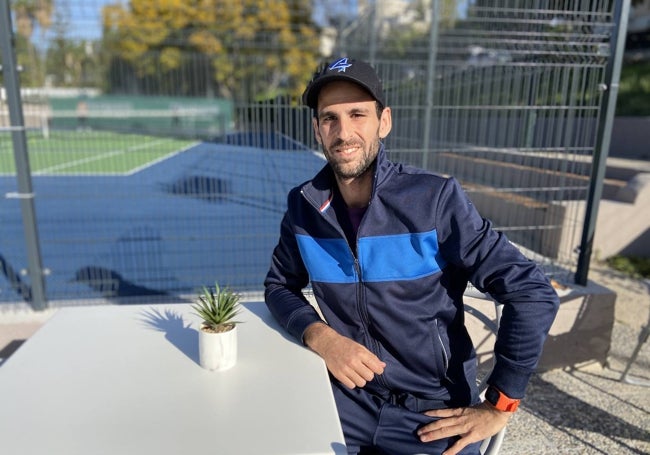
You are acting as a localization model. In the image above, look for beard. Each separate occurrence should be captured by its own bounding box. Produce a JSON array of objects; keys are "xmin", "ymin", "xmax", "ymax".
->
[{"xmin": 322, "ymin": 135, "xmax": 381, "ymax": 180}]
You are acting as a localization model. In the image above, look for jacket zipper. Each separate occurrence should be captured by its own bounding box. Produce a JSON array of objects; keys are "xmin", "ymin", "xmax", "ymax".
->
[
  {"xmin": 301, "ymin": 189, "xmax": 388, "ymax": 387},
  {"xmin": 353, "ymin": 252, "xmax": 389, "ymax": 388},
  {"xmin": 352, "ymin": 203, "xmax": 390, "ymax": 388}
]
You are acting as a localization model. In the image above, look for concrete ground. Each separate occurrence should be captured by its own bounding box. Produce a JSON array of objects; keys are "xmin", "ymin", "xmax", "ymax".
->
[
  {"xmin": 501, "ymin": 260, "xmax": 650, "ymax": 454},
  {"xmin": 1, "ymin": 258, "xmax": 649, "ymax": 453}
]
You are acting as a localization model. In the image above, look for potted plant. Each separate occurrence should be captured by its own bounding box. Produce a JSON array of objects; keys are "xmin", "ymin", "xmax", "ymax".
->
[{"xmin": 192, "ymin": 282, "xmax": 241, "ymax": 371}]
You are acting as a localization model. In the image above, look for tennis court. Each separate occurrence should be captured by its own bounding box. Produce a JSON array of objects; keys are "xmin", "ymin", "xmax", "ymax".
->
[
  {"xmin": 0, "ymin": 131, "xmax": 325, "ymax": 305},
  {"xmin": 0, "ymin": 130, "xmax": 197, "ymax": 175}
]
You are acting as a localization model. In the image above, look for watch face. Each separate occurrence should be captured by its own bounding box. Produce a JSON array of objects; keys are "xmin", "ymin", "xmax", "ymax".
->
[
  {"xmin": 485, "ymin": 386, "xmax": 520, "ymax": 412},
  {"xmin": 485, "ymin": 386, "xmax": 499, "ymax": 405}
]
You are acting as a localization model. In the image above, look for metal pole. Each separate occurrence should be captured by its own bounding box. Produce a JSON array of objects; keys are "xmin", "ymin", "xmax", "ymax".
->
[
  {"xmin": 575, "ymin": 0, "xmax": 631, "ymax": 286},
  {"xmin": 0, "ymin": 0, "xmax": 48, "ymax": 309},
  {"xmin": 422, "ymin": 0, "xmax": 440, "ymax": 171},
  {"xmin": 368, "ymin": 0, "xmax": 378, "ymax": 66}
]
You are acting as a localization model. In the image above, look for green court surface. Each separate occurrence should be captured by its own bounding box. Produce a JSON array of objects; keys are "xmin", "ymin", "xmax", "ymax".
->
[{"xmin": 0, "ymin": 131, "xmax": 196, "ymax": 175}]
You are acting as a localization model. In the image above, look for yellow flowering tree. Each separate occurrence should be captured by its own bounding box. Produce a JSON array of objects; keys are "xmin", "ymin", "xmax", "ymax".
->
[{"xmin": 102, "ymin": 0, "xmax": 320, "ymax": 100}]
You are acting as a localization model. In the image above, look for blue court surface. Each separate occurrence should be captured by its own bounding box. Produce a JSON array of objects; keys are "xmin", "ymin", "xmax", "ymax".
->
[{"xmin": 0, "ymin": 135, "xmax": 325, "ymax": 305}]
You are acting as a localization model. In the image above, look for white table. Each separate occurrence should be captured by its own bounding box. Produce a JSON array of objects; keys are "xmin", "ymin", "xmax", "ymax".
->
[{"xmin": 0, "ymin": 302, "xmax": 346, "ymax": 455}]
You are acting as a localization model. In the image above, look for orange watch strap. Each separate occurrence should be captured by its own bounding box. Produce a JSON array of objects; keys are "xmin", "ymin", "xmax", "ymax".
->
[
  {"xmin": 494, "ymin": 391, "xmax": 520, "ymax": 412},
  {"xmin": 486, "ymin": 386, "xmax": 520, "ymax": 412}
]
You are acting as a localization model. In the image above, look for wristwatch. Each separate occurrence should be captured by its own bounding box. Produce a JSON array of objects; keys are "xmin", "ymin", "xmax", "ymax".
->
[{"xmin": 484, "ymin": 386, "xmax": 520, "ymax": 412}]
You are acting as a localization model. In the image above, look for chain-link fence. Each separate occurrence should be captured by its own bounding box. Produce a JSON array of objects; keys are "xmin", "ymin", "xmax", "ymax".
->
[{"xmin": 0, "ymin": 0, "xmax": 628, "ymax": 309}]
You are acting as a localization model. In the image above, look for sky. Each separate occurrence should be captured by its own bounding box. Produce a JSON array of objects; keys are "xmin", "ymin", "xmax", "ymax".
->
[
  {"xmin": 33, "ymin": 0, "xmax": 472, "ymax": 46},
  {"xmin": 30, "ymin": 0, "xmax": 121, "ymax": 46}
]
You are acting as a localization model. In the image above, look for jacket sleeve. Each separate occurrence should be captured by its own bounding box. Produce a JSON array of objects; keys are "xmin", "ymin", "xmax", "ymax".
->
[
  {"xmin": 264, "ymin": 193, "xmax": 324, "ymax": 343},
  {"xmin": 436, "ymin": 177, "xmax": 560, "ymax": 399}
]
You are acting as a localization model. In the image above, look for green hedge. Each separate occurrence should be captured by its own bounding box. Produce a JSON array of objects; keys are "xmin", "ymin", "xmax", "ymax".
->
[
  {"xmin": 606, "ymin": 255, "xmax": 650, "ymax": 278},
  {"xmin": 615, "ymin": 61, "xmax": 650, "ymax": 116}
]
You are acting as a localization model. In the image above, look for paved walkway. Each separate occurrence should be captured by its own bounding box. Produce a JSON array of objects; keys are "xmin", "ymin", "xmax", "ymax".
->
[{"xmin": 502, "ymin": 260, "xmax": 650, "ymax": 454}]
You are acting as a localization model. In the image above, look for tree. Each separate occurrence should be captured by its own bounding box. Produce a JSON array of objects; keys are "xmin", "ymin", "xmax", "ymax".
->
[
  {"xmin": 44, "ymin": 6, "xmax": 90, "ymax": 87},
  {"xmin": 10, "ymin": 0, "xmax": 53, "ymax": 86},
  {"xmin": 101, "ymin": 0, "xmax": 320, "ymax": 100}
]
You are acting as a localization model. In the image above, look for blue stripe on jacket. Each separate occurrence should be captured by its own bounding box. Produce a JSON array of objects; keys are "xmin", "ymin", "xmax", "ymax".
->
[{"xmin": 295, "ymin": 229, "xmax": 446, "ymax": 283}]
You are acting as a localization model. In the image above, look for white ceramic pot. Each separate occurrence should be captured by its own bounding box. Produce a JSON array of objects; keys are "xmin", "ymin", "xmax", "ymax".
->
[{"xmin": 198, "ymin": 325, "xmax": 237, "ymax": 371}]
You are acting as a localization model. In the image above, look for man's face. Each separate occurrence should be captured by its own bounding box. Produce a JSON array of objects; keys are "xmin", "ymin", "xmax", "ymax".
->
[{"xmin": 313, "ymin": 81, "xmax": 391, "ymax": 181}]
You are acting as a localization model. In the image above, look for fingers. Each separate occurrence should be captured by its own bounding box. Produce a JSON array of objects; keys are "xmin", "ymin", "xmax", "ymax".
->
[
  {"xmin": 423, "ymin": 407, "xmax": 463, "ymax": 418},
  {"xmin": 417, "ymin": 404, "xmax": 511, "ymax": 454},
  {"xmin": 367, "ymin": 356, "xmax": 387, "ymax": 375},
  {"xmin": 417, "ymin": 418, "xmax": 476, "ymax": 455},
  {"xmin": 337, "ymin": 350, "xmax": 386, "ymax": 389},
  {"xmin": 417, "ymin": 410, "xmax": 467, "ymax": 443},
  {"xmin": 340, "ymin": 368, "xmax": 372, "ymax": 389},
  {"xmin": 442, "ymin": 440, "xmax": 471, "ymax": 455},
  {"xmin": 306, "ymin": 326, "xmax": 386, "ymax": 389}
]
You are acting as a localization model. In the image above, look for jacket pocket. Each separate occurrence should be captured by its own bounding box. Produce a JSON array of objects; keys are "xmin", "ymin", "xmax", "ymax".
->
[{"xmin": 432, "ymin": 319, "xmax": 452, "ymax": 383}]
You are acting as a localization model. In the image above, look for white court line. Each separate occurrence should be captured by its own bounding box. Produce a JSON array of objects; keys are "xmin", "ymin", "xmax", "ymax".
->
[
  {"xmin": 32, "ymin": 139, "xmax": 171, "ymax": 175},
  {"xmin": 126, "ymin": 141, "xmax": 200, "ymax": 175}
]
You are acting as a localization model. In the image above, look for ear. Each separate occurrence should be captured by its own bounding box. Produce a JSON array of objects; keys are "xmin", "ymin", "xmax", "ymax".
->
[
  {"xmin": 379, "ymin": 107, "xmax": 392, "ymax": 139},
  {"xmin": 312, "ymin": 117, "xmax": 322, "ymax": 144}
]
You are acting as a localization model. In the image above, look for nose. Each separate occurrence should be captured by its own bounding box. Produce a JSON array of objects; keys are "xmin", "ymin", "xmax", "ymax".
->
[{"xmin": 336, "ymin": 116, "xmax": 354, "ymax": 141}]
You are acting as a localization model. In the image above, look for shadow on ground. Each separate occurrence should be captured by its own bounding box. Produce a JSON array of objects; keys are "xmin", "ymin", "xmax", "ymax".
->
[{"xmin": 521, "ymin": 373, "xmax": 650, "ymax": 453}]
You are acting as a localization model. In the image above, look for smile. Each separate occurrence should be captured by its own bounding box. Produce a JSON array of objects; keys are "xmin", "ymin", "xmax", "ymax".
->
[{"xmin": 335, "ymin": 144, "xmax": 361, "ymax": 155}]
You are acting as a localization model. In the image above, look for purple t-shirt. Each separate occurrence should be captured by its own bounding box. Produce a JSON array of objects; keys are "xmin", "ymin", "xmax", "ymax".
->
[
  {"xmin": 332, "ymin": 190, "xmax": 367, "ymax": 254},
  {"xmin": 347, "ymin": 206, "xmax": 367, "ymax": 235}
]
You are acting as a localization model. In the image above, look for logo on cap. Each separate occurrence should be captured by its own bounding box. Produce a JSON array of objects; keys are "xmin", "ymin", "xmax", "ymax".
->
[{"xmin": 329, "ymin": 57, "xmax": 352, "ymax": 73}]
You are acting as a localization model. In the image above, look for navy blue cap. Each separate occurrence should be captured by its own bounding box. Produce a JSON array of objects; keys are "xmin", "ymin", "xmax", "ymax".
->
[{"xmin": 302, "ymin": 57, "xmax": 385, "ymax": 110}]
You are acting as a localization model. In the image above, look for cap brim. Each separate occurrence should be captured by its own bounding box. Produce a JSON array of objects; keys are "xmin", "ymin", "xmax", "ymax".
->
[{"xmin": 303, "ymin": 74, "xmax": 382, "ymax": 110}]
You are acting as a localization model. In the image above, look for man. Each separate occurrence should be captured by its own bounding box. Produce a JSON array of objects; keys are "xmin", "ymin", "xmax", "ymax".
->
[{"xmin": 264, "ymin": 57, "xmax": 559, "ymax": 455}]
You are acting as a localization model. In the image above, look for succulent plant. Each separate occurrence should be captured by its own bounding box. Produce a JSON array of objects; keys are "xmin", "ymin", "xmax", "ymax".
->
[{"xmin": 192, "ymin": 282, "xmax": 241, "ymax": 333}]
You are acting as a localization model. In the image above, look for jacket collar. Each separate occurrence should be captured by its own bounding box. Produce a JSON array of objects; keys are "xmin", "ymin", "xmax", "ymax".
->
[{"xmin": 302, "ymin": 143, "xmax": 393, "ymax": 213}]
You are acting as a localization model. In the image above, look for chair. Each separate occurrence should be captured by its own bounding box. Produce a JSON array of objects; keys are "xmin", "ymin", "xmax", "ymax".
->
[
  {"xmin": 464, "ymin": 287, "xmax": 506, "ymax": 455},
  {"xmin": 619, "ymin": 279, "xmax": 650, "ymax": 387}
]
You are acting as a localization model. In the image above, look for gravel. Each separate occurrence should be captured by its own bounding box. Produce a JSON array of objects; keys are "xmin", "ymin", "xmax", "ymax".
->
[{"xmin": 501, "ymin": 260, "xmax": 650, "ymax": 454}]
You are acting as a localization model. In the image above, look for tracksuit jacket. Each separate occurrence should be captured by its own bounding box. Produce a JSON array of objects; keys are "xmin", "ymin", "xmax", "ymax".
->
[{"xmin": 264, "ymin": 145, "xmax": 560, "ymax": 409}]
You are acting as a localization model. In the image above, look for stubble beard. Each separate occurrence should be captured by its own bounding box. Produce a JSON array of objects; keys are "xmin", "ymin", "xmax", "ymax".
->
[{"xmin": 323, "ymin": 135, "xmax": 381, "ymax": 181}]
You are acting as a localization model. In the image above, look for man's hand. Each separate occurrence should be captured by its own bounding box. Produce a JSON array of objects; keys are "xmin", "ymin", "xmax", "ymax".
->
[
  {"xmin": 417, "ymin": 402, "xmax": 512, "ymax": 455},
  {"xmin": 304, "ymin": 322, "xmax": 386, "ymax": 389}
]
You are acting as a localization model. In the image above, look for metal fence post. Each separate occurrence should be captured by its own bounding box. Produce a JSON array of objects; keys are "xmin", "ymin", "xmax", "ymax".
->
[
  {"xmin": 0, "ymin": 0, "xmax": 48, "ymax": 309},
  {"xmin": 422, "ymin": 0, "xmax": 440, "ymax": 171},
  {"xmin": 575, "ymin": 0, "xmax": 631, "ymax": 286}
]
